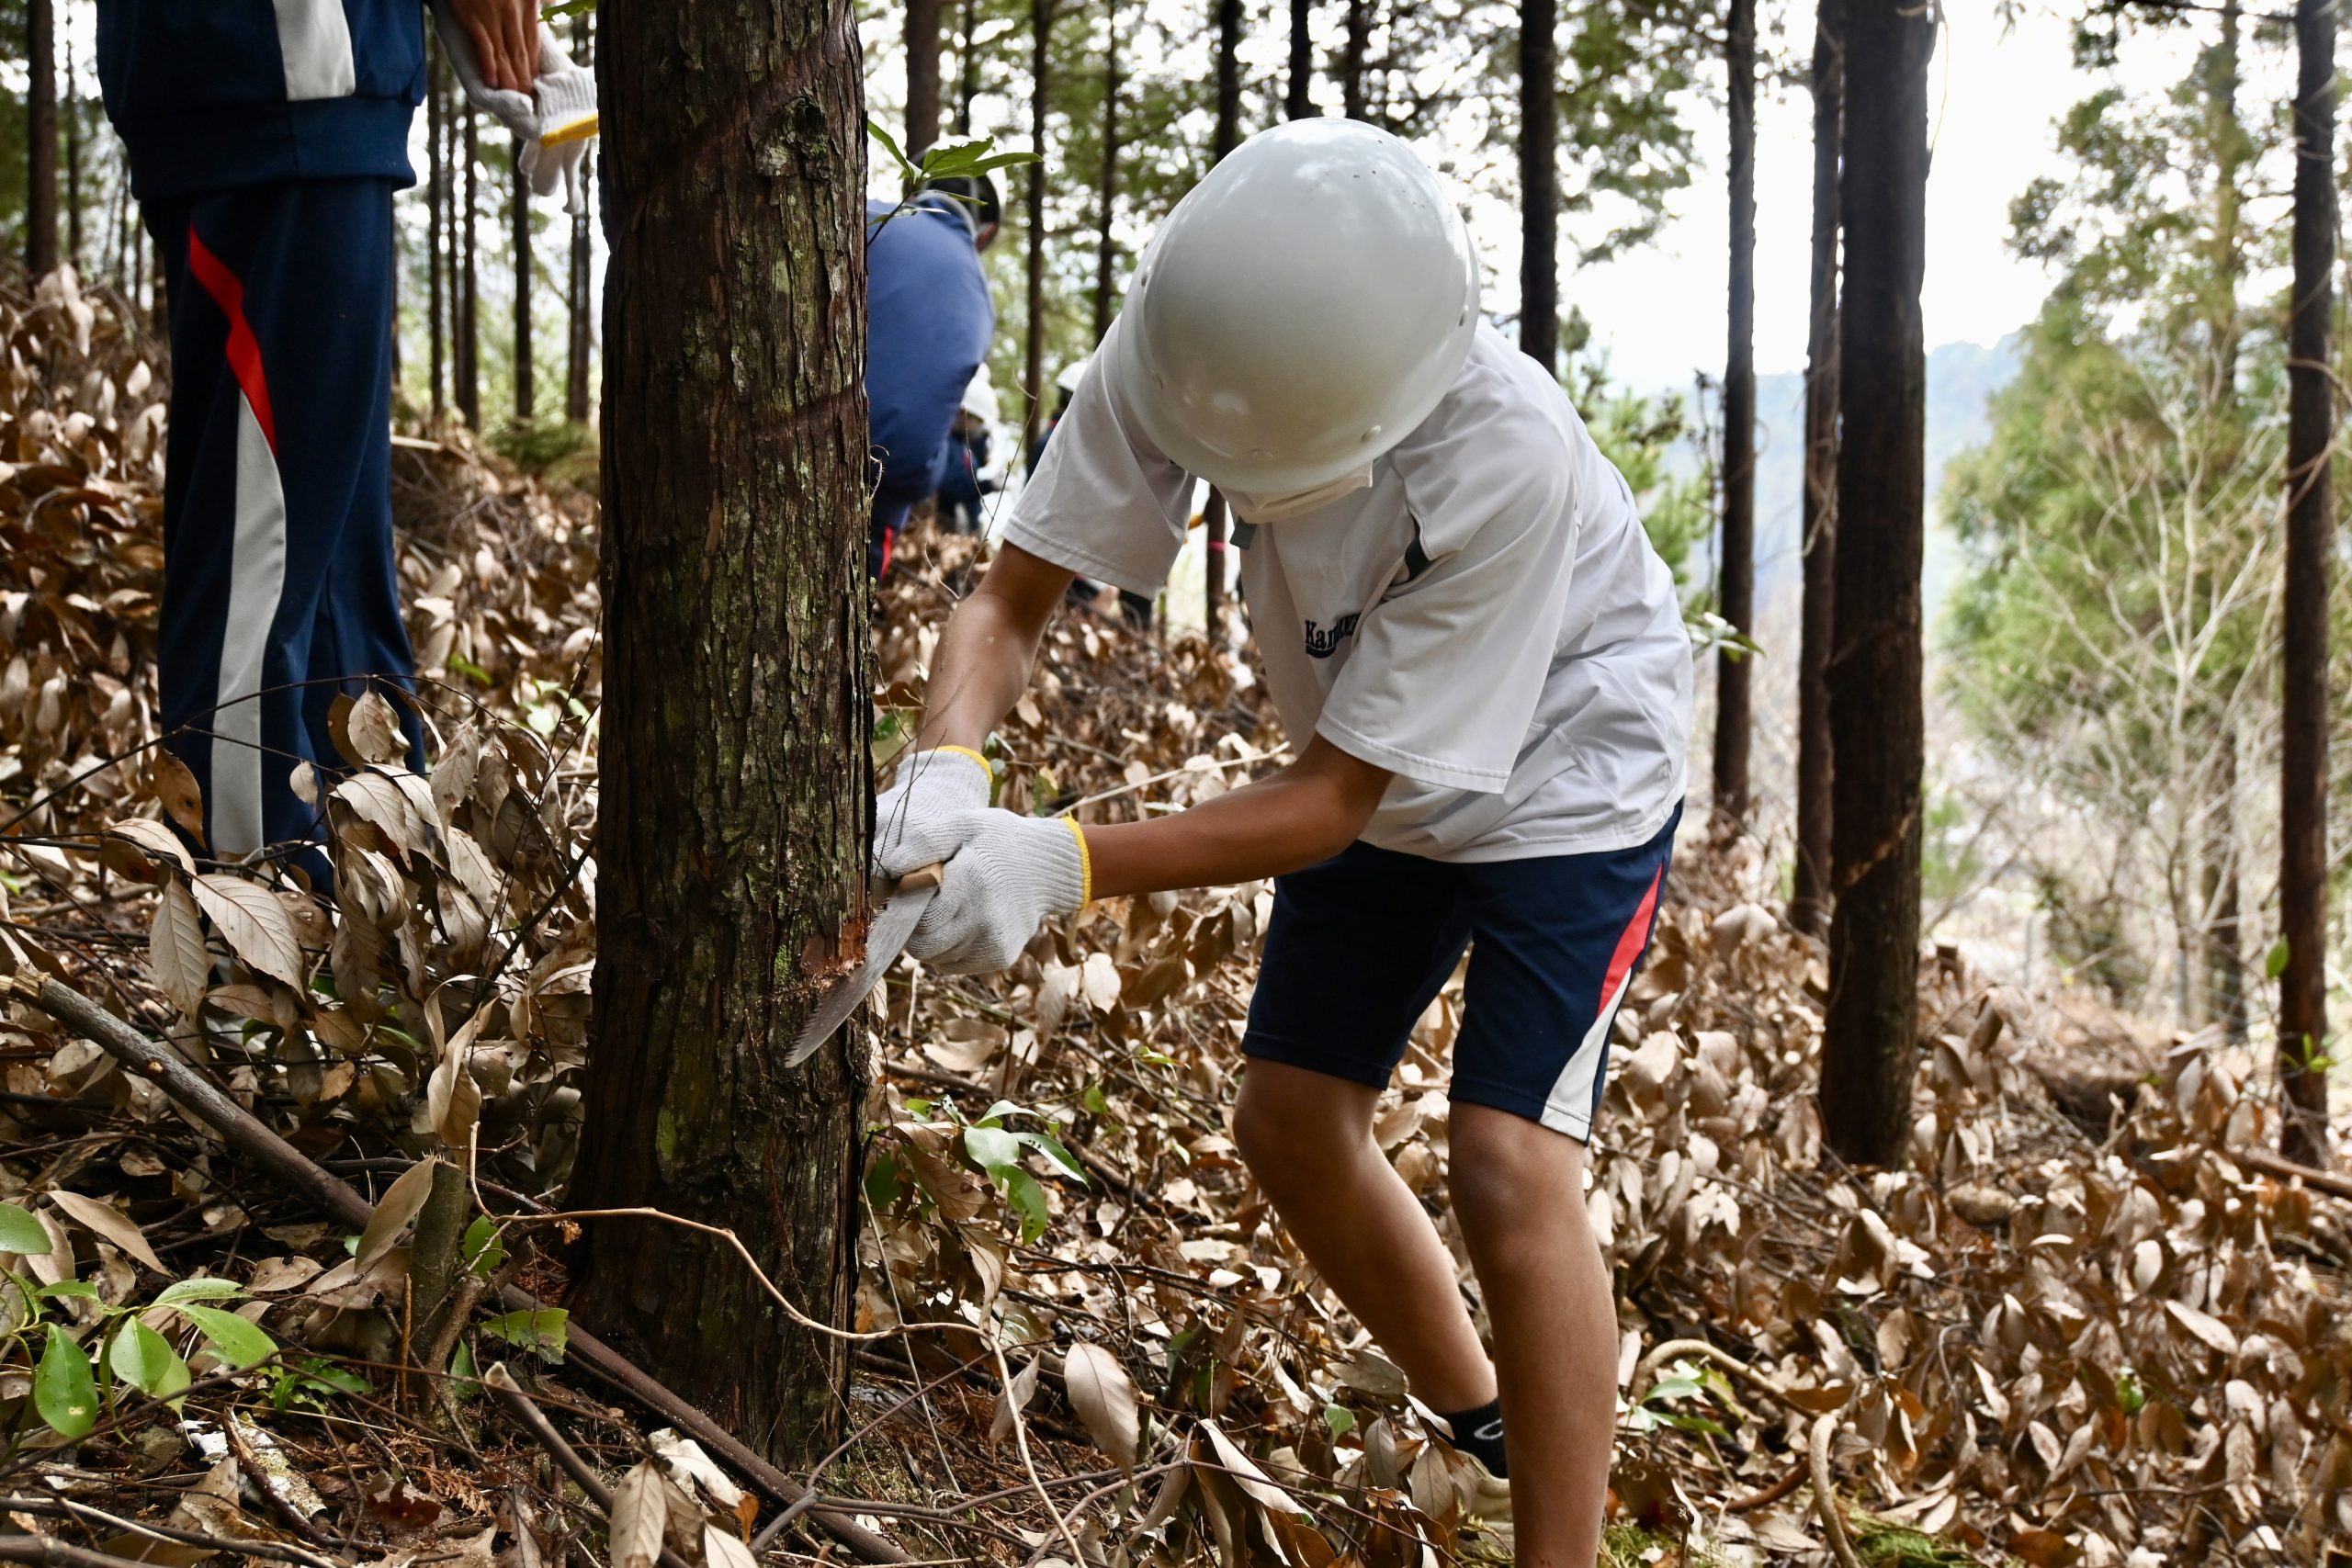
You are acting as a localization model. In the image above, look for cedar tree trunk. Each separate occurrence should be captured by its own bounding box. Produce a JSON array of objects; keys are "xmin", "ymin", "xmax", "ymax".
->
[
  {"xmin": 513, "ymin": 138, "xmax": 533, "ymax": 423},
  {"xmin": 429, "ymin": 46, "xmax": 447, "ymax": 418},
  {"xmin": 1820, "ymin": 0, "xmax": 1932, "ymax": 1167},
  {"xmin": 2279, "ymin": 0, "xmax": 2334, "ymax": 1166},
  {"xmin": 1023, "ymin": 0, "xmax": 1056, "ymax": 456},
  {"xmin": 1791, "ymin": 0, "xmax": 1841, "ymax": 937},
  {"xmin": 1288, "ymin": 0, "xmax": 1316, "ymax": 118},
  {"xmin": 1518, "ymin": 0, "xmax": 1556, "ymax": 370},
  {"xmin": 27, "ymin": 0, "xmax": 57, "ymax": 277},
  {"xmin": 1341, "ymin": 0, "xmax": 1368, "ymax": 119},
  {"xmin": 1094, "ymin": 3, "xmax": 1122, "ymax": 344},
  {"xmin": 460, "ymin": 108, "xmax": 481, "ymax": 428},
  {"xmin": 1713, "ymin": 0, "xmax": 1756, "ymax": 824},
  {"xmin": 908, "ymin": 0, "xmax": 944, "ymax": 157},
  {"xmin": 566, "ymin": 0, "xmax": 872, "ymax": 1464}
]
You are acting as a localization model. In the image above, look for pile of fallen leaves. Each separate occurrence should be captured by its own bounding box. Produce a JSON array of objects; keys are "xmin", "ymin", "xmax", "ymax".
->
[{"xmin": 3, "ymin": 273, "xmax": 2347, "ymax": 1568}]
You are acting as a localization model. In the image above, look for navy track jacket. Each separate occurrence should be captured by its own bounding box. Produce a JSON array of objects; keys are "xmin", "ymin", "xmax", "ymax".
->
[{"xmin": 96, "ymin": 0, "xmax": 426, "ymax": 199}]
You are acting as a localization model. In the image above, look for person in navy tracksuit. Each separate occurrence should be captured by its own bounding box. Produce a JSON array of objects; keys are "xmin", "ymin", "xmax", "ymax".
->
[
  {"xmin": 865, "ymin": 176, "xmax": 999, "ymax": 581},
  {"xmin": 94, "ymin": 0, "xmax": 552, "ymax": 874}
]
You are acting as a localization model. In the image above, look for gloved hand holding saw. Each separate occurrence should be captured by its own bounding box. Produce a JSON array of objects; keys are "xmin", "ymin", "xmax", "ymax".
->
[
  {"xmin": 883, "ymin": 807, "xmax": 1091, "ymax": 975},
  {"xmin": 433, "ymin": 1, "xmax": 600, "ymax": 214}
]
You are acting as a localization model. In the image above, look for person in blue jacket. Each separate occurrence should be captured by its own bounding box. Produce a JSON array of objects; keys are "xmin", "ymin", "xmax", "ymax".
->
[
  {"xmin": 865, "ymin": 175, "xmax": 999, "ymax": 581},
  {"xmin": 94, "ymin": 1, "xmax": 592, "ymax": 874}
]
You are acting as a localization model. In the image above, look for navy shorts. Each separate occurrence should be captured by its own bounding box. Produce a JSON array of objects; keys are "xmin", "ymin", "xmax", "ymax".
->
[{"xmin": 1241, "ymin": 807, "xmax": 1679, "ymax": 1142}]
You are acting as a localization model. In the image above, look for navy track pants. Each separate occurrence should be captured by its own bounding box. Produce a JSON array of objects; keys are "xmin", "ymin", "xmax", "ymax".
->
[{"xmin": 147, "ymin": 177, "xmax": 424, "ymax": 867}]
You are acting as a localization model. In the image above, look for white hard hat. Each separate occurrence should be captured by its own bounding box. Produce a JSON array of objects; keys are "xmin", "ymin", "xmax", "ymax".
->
[
  {"xmin": 1055, "ymin": 355, "xmax": 1089, "ymax": 396},
  {"xmin": 960, "ymin": 364, "xmax": 1000, "ymax": 426},
  {"xmin": 1113, "ymin": 118, "xmax": 1479, "ymax": 496}
]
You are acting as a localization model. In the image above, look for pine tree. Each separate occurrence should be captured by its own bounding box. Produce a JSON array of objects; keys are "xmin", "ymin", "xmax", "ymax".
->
[{"xmin": 1791, "ymin": 0, "xmax": 1842, "ymax": 936}]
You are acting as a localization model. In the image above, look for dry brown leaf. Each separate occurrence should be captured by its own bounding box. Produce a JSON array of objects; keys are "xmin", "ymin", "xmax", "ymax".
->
[
  {"xmin": 48, "ymin": 1189, "xmax": 167, "ymax": 1272},
  {"xmin": 189, "ymin": 874, "xmax": 306, "ymax": 989},
  {"xmin": 149, "ymin": 753, "xmax": 205, "ymax": 842},
  {"xmin": 354, "ymin": 1158, "xmax": 440, "ymax": 1275},
  {"xmin": 1061, "ymin": 1340, "xmax": 1140, "ymax": 1471},
  {"xmin": 148, "ymin": 877, "xmax": 209, "ymax": 1020}
]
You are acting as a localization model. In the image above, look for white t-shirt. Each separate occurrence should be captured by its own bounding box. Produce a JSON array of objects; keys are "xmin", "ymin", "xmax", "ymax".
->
[{"xmin": 1004, "ymin": 319, "xmax": 1693, "ymax": 863}]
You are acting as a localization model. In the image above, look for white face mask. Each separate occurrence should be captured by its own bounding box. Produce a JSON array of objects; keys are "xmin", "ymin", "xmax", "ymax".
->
[{"xmin": 1226, "ymin": 464, "xmax": 1375, "ymax": 524}]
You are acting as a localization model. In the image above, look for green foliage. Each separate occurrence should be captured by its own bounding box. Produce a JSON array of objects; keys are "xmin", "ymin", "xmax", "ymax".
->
[{"xmin": 1561, "ymin": 330, "xmax": 1711, "ymax": 609}]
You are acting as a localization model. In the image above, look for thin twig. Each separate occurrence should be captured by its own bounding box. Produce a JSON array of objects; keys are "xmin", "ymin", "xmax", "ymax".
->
[{"xmin": 482, "ymin": 1364, "xmax": 695, "ymax": 1568}]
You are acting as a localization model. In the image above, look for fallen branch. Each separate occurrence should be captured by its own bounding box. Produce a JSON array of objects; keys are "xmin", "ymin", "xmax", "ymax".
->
[
  {"xmin": 0, "ymin": 1538, "xmax": 166, "ymax": 1568},
  {"xmin": 12, "ymin": 973, "xmax": 908, "ymax": 1568},
  {"xmin": 1808, "ymin": 1415, "xmax": 1864, "ymax": 1568},
  {"xmin": 2238, "ymin": 1143, "xmax": 2352, "ymax": 1201},
  {"xmin": 484, "ymin": 1365, "xmax": 694, "ymax": 1568},
  {"xmin": 0, "ymin": 1498, "xmax": 343, "ymax": 1568}
]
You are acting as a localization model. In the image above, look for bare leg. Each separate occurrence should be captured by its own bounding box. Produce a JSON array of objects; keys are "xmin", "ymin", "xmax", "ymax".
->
[
  {"xmin": 1449, "ymin": 1104, "xmax": 1617, "ymax": 1568},
  {"xmin": 1232, "ymin": 1060, "xmax": 1496, "ymax": 1411}
]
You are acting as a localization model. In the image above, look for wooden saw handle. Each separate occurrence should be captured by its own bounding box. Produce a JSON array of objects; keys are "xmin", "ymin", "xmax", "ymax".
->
[{"xmin": 898, "ymin": 862, "xmax": 945, "ymax": 894}]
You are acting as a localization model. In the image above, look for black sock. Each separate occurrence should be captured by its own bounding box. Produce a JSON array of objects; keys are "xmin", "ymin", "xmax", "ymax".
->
[{"xmin": 1435, "ymin": 1398, "xmax": 1508, "ymax": 1478}]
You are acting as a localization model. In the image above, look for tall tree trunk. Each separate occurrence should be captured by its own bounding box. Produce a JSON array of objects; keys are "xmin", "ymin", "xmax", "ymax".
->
[
  {"xmin": 1288, "ymin": 0, "xmax": 1315, "ymax": 118},
  {"xmin": 908, "ymin": 0, "xmax": 945, "ymax": 158},
  {"xmin": 1206, "ymin": 0, "xmax": 1241, "ymax": 629},
  {"xmin": 62, "ymin": 30, "xmax": 79, "ymax": 274},
  {"xmin": 1093, "ymin": 2, "xmax": 1122, "ymax": 344},
  {"xmin": 2205, "ymin": 730, "xmax": 2245, "ymax": 1039},
  {"xmin": 1023, "ymin": 0, "xmax": 1056, "ymax": 457},
  {"xmin": 460, "ymin": 108, "xmax": 481, "ymax": 429},
  {"xmin": 1341, "ymin": 0, "xmax": 1368, "ymax": 120},
  {"xmin": 1713, "ymin": 0, "xmax": 1757, "ymax": 826},
  {"xmin": 956, "ymin": 0, "xmax": 980, "ymax": 135},
  {"xmin": 1820, "ymin": 0, "xmax": 1931, "ymax": 1168},
  {"xmin": 567, "ymin": 11, "xmax": 594, "ymax": 423},
  {"xmin": 2199, "ymin": 1, "xmax": 2245, "ymax": 1041},
  {"xmin": 513, "ymin": 138, "xmax": 533, "ymax": 423},
  {"xmin": 567, "ymin": 0, "xmax": 871, "ymax": 1466},
  {"xmin": 27, "ymin": 0, "xmax": 57, "ymax": 277},
  {"xmin": 1791, "ymin": 0, "xmax": 1842, "ymax": 937},
  {"xmin": 429, "ymin": 46, "xmax": 447, "ymax": 418},
  {"xmin": 1517, "ymin": 0, "xmax": 1556, "ymax": 370},
  {"xmin": 2279, "ymin": 0, "xmax": 2334, "ymax": 1167}
]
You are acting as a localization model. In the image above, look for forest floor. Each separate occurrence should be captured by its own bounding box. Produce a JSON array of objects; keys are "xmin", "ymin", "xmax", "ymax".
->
[{"xmin": 3, "ymin": 275, "xmax": 2349, "ymax": 1568}]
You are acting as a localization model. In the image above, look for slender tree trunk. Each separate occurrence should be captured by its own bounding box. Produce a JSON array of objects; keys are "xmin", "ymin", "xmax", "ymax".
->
[
  {"xmin": 1820, "ymin": 0, "xmax": 1932, "ymax": 1168},
  {"xmin": 429, "ymin": 49, "xmax": 447, "ymax": 418},
  {"xmin": 62, "ymin": 31, "xmax": 79, "ymax": 274},
  {"xmin": 2200, "ymin": 1, "xmax": 2245, "ymax": 1041},
  {"xmin": 567, "ymin": 11, "xmax": 594, "ymax": 423},
  {"xmin": 1206, "ymin": 0, "xmax": 1241, "ymax": 630},
  {"xmin": 1792, "ymin": 0, "xmax": 1842, "ymax": 937},
  {"xmin": 1517, "ymin": 0, "xmax": 1556, "ymax": 371},
  {"xmin": 2204, "ymin": 730, "xmax": 2245, "ymax": 1039},
  {"xmin": 956, "ymin": 0, "xmax": 980, "ymax": 135},
  {"xmin": 513, "ymin": 138, "xmax": 533, "ymax": 423},
  {"xmin": 27, "ymin": 0, "xmax": 57, "ymax": 277},
  {"xmin": 2279, "ymin": 0, "xmax": 2334, "ymax": 1167},
  {"xmin": 1094, "ymin": 3, "xmax": 1122, "ymax": 344},
  {"xmin": 1288, "ymin": 0, "xmax": 1316, "ymax": 118},
  {"xmin": 460, "ymin": 108, "xmax": 481, "ymax": 429},
  {"xmin": 567, "ymin": 0, "xmax": 871, "ymax": 1466},
  {"xmin": 1713, "ymin": 0, "xmax": 1757, "ymax": 825},
  {"xmin": 1023, "ymin": 0, "xmax": 1056, "ymax": 457},
  {"xmin": 908, "ymin": 0, "xmax": 945, "ymax": 158},
  {"xmin": 1341, "ymin": 0, "xmax": 1369, "ymax": 119}
]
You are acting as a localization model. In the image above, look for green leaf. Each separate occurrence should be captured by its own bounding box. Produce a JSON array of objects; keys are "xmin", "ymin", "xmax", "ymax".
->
[
  {"xmin": 865, "ymin": 118, "xmax": 917, "ymax": 183},
  {"xmin": 109, "ymin": 1318, "xmax": 192, "ymax": 1399},
  {"xmin": 1322, "ymin": 1404, "xmax": 1356, "ymax": 1438},
  {"xmin": 1001, "ymin": 1167, "xmax": 1051, "ymax": 1244},
  {"xmin": 0, "ymin": 1201, "xmax": 50, "ymax": 1255},
  {"xmin": 962, "ymin": 1124, "xmax": 1022, "ymax": 1174},
  {"xmin": 176, "ymin": 1303, "xmax": 276, "ymax": 1370},
  {"xmin": 1642, "ymin": 1374, "xmax": 1708, "ymax": 1405},
  {"xmin": 2267, "ymin": 938, "xmax": 2291, "ymax": 979},
  {"xmin": 865, "ymin": 1153, "xmax": 906, "ymax": 1212},
  {"xmin": 1080, "ymin": 1083, "xmax": 1112, "ymax": 1117},
  {"xmin": 36, "ymin": 1325, "xmax": 98, "ymax": 1438},
  {"xmin": 1649, "ymin": 1410, "xmax": 1732, "ymax": 1437},
  {"xmin": 153, "ymin": 1278, "xmax": 245, "ymax": 1307},
  {"xmin": 39, "ymin": 1280, "xmax": 100, "ymax": 1302},
  {"xmin": 1013, "ymin": 1130, "xmax": 1088, "ymax": 1185},
  {"xmin": 463, "ymin": 1216, "xmax": 506, "ymax": 1277},
  {"xmin": 481, "ymin": 1308, "xmax": 569, "ymax": 1363}
]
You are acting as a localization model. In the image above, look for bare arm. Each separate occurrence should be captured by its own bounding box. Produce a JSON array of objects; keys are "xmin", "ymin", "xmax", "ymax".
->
[
  {"xmin": 916, "ymin": 542, "xmax": 1076, "ymax": 753},
  {"xmin": 917, "ymin": 543, "xmax": 1393, "ymax": 898}
]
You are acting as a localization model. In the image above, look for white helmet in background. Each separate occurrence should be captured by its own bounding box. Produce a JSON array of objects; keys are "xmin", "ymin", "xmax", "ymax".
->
[
  {"xmin": 960, "ymin": 364, "xmax": 1001, "ymax": 426},
  {"xmin": 1114, "ymin": 118, "xmax": 1479, "ymax": 498},
  {"xmin": 1054, "ymin": 355, "xmax": 1089, "ymax": 397}
]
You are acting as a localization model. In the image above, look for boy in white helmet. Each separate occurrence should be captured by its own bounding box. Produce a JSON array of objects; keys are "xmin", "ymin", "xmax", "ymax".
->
[{"xmin": 873, "ymin": 119, "xmax": 1690, "ymax": 1567}]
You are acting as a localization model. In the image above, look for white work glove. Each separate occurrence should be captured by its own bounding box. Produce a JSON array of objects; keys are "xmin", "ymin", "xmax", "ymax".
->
[
  {"xmin": 873, "ymin": 746, "xmax": 994, "ymax": 878},
  {"xmin": 894, "ymin": 808, "xmax": 1091, "ymax": 976},
  {"xmin": 432, "ymin": 5, "xmax": 601, "ymax": 214}
]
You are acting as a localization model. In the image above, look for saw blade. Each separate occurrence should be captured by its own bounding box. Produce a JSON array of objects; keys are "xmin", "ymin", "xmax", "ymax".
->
[{"xmin": 785, "ymin": 877, "xmax": 939, "ymax": 1066}]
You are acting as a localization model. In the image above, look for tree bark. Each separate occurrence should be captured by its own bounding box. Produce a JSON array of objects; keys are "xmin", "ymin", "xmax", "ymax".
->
[
  {"xmin": 1517, "ymin": 0, "xmax": 1556, "ymax": 371},
  {"xmin": 1791, "ymin": 0, "xmax": 1841, "ymax": 937},
  {"xmin": 62, "ymin": 29, "xmax": 78, "ymax": 274},
  {"xmin": 567, "ymin": 0, "xmax": 872, "ymax": 1467},
  {"xmin": 27, "ymin": 0, "xmax": 57, "ymax": 277},
  {"xmin": 1094, "ymin": 2, "xmax": 1122, "ymax": 344},
  {"xmin": 1713, "ymin": 0, "xmax": 1757, "ymax": 827},
  {"xmin": 1820, "ymin": 0, "xmax": 1931, "ymax": 1168},
  {"xmin": 567, "ymin": 13, "xmax": 594, "ymax": 424},
  {"xmin": 907, "ymin": 0, "xmax": 945, "ymax": 158},
  {"xmin": 1215, "ymin": 0, "xmax": 1242, "ymax": 158},
  {"xmin": 460, "ymin": 108, "xmax": 481, "ymax": 429},
  {"xmin": 1023, "ymin": 0, "xmax": 1057, "ymax": 457},
  {"xmin": 429, "ymin": 44, "xmax": 447, "ymax": 419},
  {"xmin": 2279, "ymin": 0, "xmax": 2334, "ymax": 1167},
  {"xmin": 513, "ymin": 138, "xmax": 533, "ymax": 423},
  {"xmin": 1288, "ymin": 0, "xmax": 1316, "ymax": 118},
  {"xmin": 1340, "ymin": 0, "xmax": 1369, "ymax": 120},
  {"xmin": 956, "ymin": 0, "xmax": 980, "ymax": 136},
  {"xmin": 2204, "ymin": 729, "xmax": 2245, "ymax": 1040}
]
